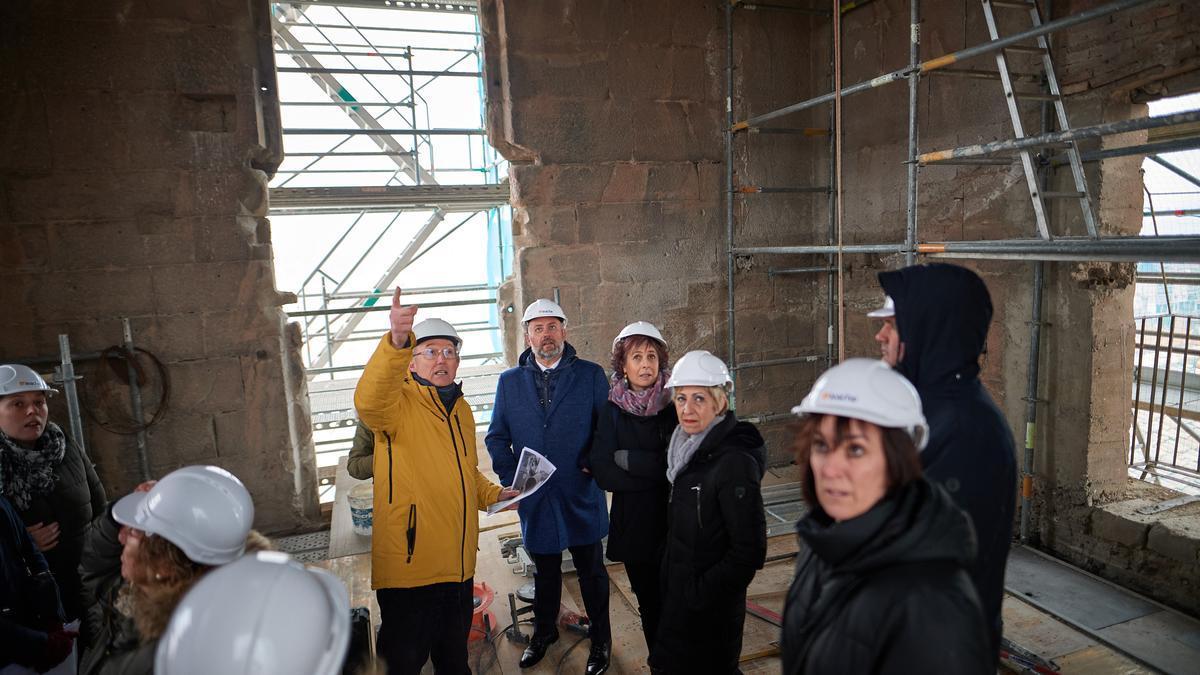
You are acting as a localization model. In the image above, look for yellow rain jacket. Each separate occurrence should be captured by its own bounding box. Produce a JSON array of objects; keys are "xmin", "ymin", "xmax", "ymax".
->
[{"xmin": 354, "ymin": 333, "xmax": 503, "ymax": 589}]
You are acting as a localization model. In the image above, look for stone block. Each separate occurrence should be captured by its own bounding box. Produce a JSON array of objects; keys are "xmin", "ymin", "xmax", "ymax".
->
[
  {"xmin": 47, "ymin": 221, "xmax": 148, "ymax": 271},
  {"xmin": 145, "ymin": 412, "xmax": 218, "ymax": 474},
  {"xmin": 508, "ymin": 49, "xmax": 609, "ymax": 101},
  {"xmin": 0, "ymin": 90, "xmax": 51, "ymax": 172},
  {"xmin": 511, "ymin": 164, "xmax": 608, "ymax": 206},
  {"xmin": 607, "ymin": 43, "xmax": 674, "ymax": 102},
  {"xmin": 6, "ymin": 171, "xmax": 180, "ymax": 222},
  {"xmin": 201, "ymin": 307, "xmax": 276, "ymax": 357},
  {"xmin": 29, "ymin": 268, "xmax": 153, "ymax": 322},
  {"xmin": 670, "ymin": 1, "xmax": 719, "ymax": 48},
  {"xmin": 174, "ymin": 27, "xmax": 245, "ymax": 95},
  {"xmin": 519, "ymin": 206, "xmax": 579, "ymax": 245},
  {"xmin": 167, "ymin": 357, "xmax": 246, "ymax": 415},
  {"xmin": 502, "ymin": 0, "xmax": 619, "ymax": 54},
  {"xmin": 645, "ymin": 162, "xmax": 701, "ymax": 201},
  {"xmin": 151, "ymin": 260, "xmax": 273, "ymax": 314},
  {"xmin": 0, "ymin": 222, "xmax": 50, "ymax": 273},
  {"xmin": 28, "ymin": 19, "xmax": 179, "ymax": 92},
  {"xmin": 1147, "ymin": 517, "xmax": 1200, "ymax": 564},
  {"xmin": 1089, "ymin": 500, "xmax": 1155, "ymax": 547},
  {"xmin": 175, "ymin": 169, "xmax": 266, "ymax": 218},
  {"xmin": 577, "ymin": 202, "xmax": 662, "ymax": 244},
  {"xmin": 671, "ymin": 46, "xmax": 717, "ymax": 102},
  {"xmin": 630, "ymin": 100, "xmax": 722, "ymax": 163},
  {"xmin": 599, "ymin": 237, "xmax": 714, "ymax": 284},
  {"xmin": 520, "ymin": 244, "xmax": 602, "ymax": 288},
  {"xmin": 192, "ymin": 216, "xmax": 258, "ymax": 263},
  {"xmin": 599, "ymin": 163, "xmax": 651, "ymax": 203},
  {"xmin": 512, "ymin": 98, "xmax": 636, "ymax": 164},
  {"xmin": 128, "ymin": 313, "xmax": 206, "ymax": 361},
  {"xmin": 0, "ymin": 323, "xmax": 37, "ymax": 362}
]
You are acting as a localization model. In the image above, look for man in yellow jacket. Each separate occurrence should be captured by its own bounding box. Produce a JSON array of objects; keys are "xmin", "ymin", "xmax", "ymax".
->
[{"xmin": 354, "ymin": 287, "xmax": 516, "ymax": 675}]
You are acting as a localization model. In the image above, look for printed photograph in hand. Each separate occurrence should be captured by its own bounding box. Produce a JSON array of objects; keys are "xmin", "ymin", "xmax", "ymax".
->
[{"xmin": 488, "ymin": 447, "xmax": 556, "ymax": 514}]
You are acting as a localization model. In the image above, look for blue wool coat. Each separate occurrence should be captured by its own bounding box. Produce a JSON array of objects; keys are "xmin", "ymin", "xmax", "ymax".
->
[{"xmin": 485, "ymin": 343, "xmax": 609, "ymax": 555}]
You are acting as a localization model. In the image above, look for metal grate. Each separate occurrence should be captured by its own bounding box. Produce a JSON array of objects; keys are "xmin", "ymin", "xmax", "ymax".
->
[{"xmin": 275, "ymin": 529, "xmax": 332, "ymax": 563}]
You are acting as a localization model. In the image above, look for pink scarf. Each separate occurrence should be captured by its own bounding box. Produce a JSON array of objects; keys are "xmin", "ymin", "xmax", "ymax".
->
[{"xmin": 608, "ymin": 370, "xmax": 670, "ymax": 417}]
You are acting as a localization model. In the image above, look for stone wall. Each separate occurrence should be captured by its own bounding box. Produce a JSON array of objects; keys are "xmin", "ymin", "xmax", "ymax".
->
[
  {"xmin": 0, "ymin": 0, "xmax": 320, "ymax": 533},
  {"xmin": 482, "ymin": 0, "xmax": 1200, "ymax": 612}
]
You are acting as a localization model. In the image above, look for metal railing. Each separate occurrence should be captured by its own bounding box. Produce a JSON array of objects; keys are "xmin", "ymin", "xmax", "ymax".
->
[{"xmin": 1130, "ymin": 314, "xmax": 1200, "ymax": 493}]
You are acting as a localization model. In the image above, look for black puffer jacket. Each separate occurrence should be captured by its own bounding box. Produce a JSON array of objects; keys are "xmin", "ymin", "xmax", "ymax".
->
[
  {"xmin": 782, "ymin": 478, "xmax": 990, "ymax": 675},
  {"xmin": 589, "ymin": 401, "xmax": 676, "ymax": 563},
  {"xmin": 13, "ymin": 435, "xmax": 107, "ymax": 622},
  {"xmin": 879, "ymin": 263, "xmax": 1017, "ymax": 656},
  {"xmin": 78, "ymin": 511, "xmax": 153, "ymax": 675},
  {"xmin": 650, "ymin": 415, "xmax": 767, "ymax": 673}
]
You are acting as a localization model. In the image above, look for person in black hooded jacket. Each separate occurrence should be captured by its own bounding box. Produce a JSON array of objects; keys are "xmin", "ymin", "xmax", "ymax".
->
[
  {"xmin": 590, "ymin": 322, "xmax": 676, "ymax": 652},
  {"xmin": 877, "ymin": 263, "xmax": 1017, "ymax": 659},
  {"xmin": 783, "ymin": 358, "xmax": 989, "ymax": 674},
  {"xmin": 650, "ymin": 351, "xmax": 766, "ymax": 674}
]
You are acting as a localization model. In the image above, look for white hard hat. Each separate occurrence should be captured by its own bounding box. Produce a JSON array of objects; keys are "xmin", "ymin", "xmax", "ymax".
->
[
  {"xmin": 612, "ymin": 321, "xmax": 666, "ymax": 351},
  {"xmin": 155, "ymin": 551, "xmax": 350, "ymax": 675},
  {"xmin": 113, "ymin": 465, "xmax": 254, "ymax": 565},
  {"xmin": 866, "ymin": 295, "xmax": 895, "ymax": 319},
  {"xmin": 412, "ymin": 318, "xmax": 461, "ymax": 347},
  {"xmin": 522, "ymin": 298, "xmax": 567, "ymax": 324},
  {"xmin": 0, "ymin": 364, "xmax": 58, "ymax": 397},
  {"xmin": 665, "ymin": 351, "xmax": 732, "ymax": 389},
  {"xmin": 792, "ymin": 358, "xmax": 928, "ymax": 450}
]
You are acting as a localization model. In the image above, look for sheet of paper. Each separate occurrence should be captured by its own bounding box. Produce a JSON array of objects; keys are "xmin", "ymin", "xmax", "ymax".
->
[{"xmin": 487, "ymin": 446, "xmax": 556, "ymax": 514}]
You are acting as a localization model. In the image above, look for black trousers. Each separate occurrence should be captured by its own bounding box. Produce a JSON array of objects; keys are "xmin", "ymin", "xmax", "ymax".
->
[
  {"xmin": 624, "ymin": 559, "xmax": 663, "ymax": 652},
  {"xmin": 376, "ymin": 579, "xmax": 473, "ymax": 675},
  {"xmin": 530, "ymin": 542, "xmax": 611, "ymax": 645}
]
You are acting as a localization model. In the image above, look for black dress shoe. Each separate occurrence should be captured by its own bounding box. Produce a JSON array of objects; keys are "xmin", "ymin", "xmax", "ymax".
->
[
  {"xmin": 519, "ymin": 632, "xmax": 559, "ymax": 668},
  {"xmin": 585, "ymin": 642, "xmax": 611, "ymax": 675}
]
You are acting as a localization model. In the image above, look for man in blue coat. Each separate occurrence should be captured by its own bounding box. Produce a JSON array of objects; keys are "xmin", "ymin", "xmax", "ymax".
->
[
  {"xmin": 486, "ymin": 298, "xmax": 612, "ymax": 674},
  {"xmin": 877, "ymin": 263, "xmax": 1017, "ymax": 665}
]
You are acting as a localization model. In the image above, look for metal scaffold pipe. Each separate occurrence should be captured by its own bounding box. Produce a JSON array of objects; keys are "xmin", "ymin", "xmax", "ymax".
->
[
  {"xmin": 919, "ymin": 109, "xmax": 1200, "ymax": 165},
  {"xmin": 733, "ymin": 235, "xmax": 1200, "ymax": 262},
  {"xmin": 730, "ymin": 0, "xmax": 1163, "ymax": 130}
]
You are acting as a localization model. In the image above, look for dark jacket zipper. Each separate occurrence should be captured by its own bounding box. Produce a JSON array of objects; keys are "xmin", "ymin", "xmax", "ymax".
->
[
  {"xmin": 692, "ymin": 484, "xmax": 703, "ymax": 529},
  {"xmin": 429, "ymin": 389, "xmax": 469, "ymax": 582},
  {"xmin": 383, "ymin": 430, "xmax": 394, "ymax": 504}
]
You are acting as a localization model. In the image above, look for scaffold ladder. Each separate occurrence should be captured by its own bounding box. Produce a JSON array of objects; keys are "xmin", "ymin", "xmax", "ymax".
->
[{"xmin": 981, "ymin": 0, "xmax": 1099, "ymax": 240}]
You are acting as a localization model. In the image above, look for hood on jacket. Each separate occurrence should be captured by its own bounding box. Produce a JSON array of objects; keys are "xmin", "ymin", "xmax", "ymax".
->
[
  {"xmin": 878, "ymin": 263, "xmax": 993, "ymax": 391},
  {"xmin": 796, "ymin": 478, "xmax": 976, "ymax": 574},
  {"xmin": 518, "ymin": 342, "xmax": 579, "ymax": 371},
  {"xmin": 693, "ymin": 415, "xmax": 767, "ymax": 475}
]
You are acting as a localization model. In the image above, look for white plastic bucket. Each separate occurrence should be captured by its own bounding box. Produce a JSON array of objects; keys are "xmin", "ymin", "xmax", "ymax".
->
[{"xmin": 347, "ymin": 482, "xmax": 374, "ymax": 536}]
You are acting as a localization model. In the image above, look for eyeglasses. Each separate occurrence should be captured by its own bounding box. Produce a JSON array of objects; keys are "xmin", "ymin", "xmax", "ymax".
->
[{"xmin": 415, "ymin": 347, "xmax": 460, "ymax": 360}]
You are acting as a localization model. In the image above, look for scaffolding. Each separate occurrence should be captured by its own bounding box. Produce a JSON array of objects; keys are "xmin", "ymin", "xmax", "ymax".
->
[
  {"xmin": 268, "ymin": 0, "xmax": 511, "ymax": 495},
  {"xmin": 724, "ymin": 0, "xmax": 1200, "ymax": 532}
]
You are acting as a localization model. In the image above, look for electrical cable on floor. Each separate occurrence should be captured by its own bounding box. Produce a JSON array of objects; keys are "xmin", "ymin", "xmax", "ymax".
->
[{"xmin": 554, "ymin": 635, "xmax": 589, "ymax": 675}]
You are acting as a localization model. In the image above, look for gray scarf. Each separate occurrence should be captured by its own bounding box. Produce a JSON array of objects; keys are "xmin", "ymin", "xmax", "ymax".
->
[
  {"xmin": 666, "ymin": 414, "xmax": 726, "ymax": 484},
  {"xmin": 0, "ymin": 422, "xmax": 66, "ymax": 510}
]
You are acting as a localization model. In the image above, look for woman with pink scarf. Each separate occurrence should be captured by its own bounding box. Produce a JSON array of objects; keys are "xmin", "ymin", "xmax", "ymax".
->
[{"xmin": 589, "ymin": 321, "xmax": 676, "ymax": 653}]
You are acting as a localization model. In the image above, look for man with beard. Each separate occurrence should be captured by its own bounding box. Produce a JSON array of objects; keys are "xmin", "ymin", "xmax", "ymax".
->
[{"xmin": 486, "ymin": 299, "xmax": 612, "ymax": 675}]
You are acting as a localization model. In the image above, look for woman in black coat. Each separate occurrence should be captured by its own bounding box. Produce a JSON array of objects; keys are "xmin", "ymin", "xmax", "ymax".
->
[
  {"xmin": 649, "ymin": 350, "xmax": 766, "ymax": 674},
  {"xmin": 783, "ymin": 358, "xmax": 989, "ymax": 674},
  {"xmin": 589, "ymin": 322, "xmax": 676, "ymax": 651},
  {"xmin": 0, "ymin": 364, "xmax": 106, "ymax": 623}
]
